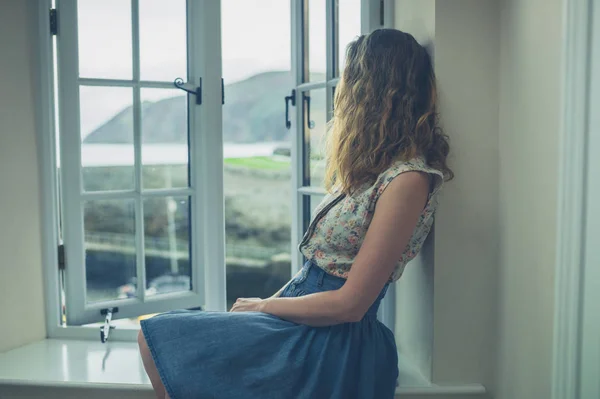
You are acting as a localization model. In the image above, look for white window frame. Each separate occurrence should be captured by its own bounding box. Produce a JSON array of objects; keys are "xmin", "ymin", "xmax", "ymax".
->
[
  {"xmin": 36, "ymin": 0, "xmax": 392, "ymax": 341},
  {"xmin": 37, "ymin": 0, "xmax": 224, "ymax": 339}
]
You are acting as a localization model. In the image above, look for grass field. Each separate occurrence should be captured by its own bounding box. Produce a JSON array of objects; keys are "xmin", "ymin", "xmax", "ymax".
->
[{"xmin": 224, "ymin": 156, "xmax": 290, "ymax": 170}]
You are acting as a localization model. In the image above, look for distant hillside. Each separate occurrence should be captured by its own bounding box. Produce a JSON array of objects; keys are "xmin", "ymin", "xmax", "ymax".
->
[{"xmin": 84, "ymin": 71, "xmax": 327, "ymax": 144}]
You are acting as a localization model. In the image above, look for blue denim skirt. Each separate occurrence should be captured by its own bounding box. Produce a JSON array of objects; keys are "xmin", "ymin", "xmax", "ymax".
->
[{"xmin": 140, "ymin": 262, "xmax": 399, "ymax": 399}]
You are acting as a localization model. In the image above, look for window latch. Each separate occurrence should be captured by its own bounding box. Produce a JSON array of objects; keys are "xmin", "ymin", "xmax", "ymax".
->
[
  {"xmin": 303, "ymin": 93, "xmax": 315, "ymax": 129},
  {"xmin": 285, "ymin": 89, "xmax": 296, "ymax": 129},
  {"xmin": 100, "ymin": 307, "xmax": 118, "ymax": 343},
  {"xmin": 174, "ymin": 77, "xmax": 202, "ymax": 105}
]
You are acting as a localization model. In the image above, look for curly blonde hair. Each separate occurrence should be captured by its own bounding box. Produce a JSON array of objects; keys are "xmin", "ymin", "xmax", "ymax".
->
[{"xmin": 324, "ymin": 29, "xmax": 453, "ymax": 194}]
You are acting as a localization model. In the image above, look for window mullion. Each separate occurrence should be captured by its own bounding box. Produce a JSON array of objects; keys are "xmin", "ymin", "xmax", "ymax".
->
[
  {"xmin": 131, "ymin": 0, "xmax": 146, "ymax": 304},
  {"xmin": 188, "ymin": 0, "xmax": 224, "ymax": 311},
  {"xmin": 327, "ymin": 0, "xmax": 336, "ymax": 80},
  {"xmin": 56, "ymin": 0, "xmax": 90, "ymax": 325}
]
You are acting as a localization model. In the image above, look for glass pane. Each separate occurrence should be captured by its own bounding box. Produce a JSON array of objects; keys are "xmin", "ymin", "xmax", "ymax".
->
[
  {"xmin": 141, "ymin": 89, "xmax": 189, "ymax": 189},
  {"xmin": 84, "ymin": 199, "xmax": 136, "ymax": 303},
  {"xmin": 304, "ymin": 89, "xmax": 327, "ymax": 186},
  {"xmin": 80, "ymin": 86, "xmax": 134, "ymax": 192},
  {"xmin": 139, "ymin": 0, "xmax": 187, "ymax": 82},
  {"xmin": 307, "ymin": 0, "xmax": 326, "ymax": 82},
  {"xmin": 337, "ymin": 0, "xmax": 361, "ymax": 76},
  {"xmin": 222, "ymin": 0, "xmax": 292, "ymax": 310},
  {"xmin": 144, "ymin": 196, "xmax": 191, "ymax": 297},
  {"xmin": 78, "ymin": 0, "xmax": 132, "ymax": 79}
]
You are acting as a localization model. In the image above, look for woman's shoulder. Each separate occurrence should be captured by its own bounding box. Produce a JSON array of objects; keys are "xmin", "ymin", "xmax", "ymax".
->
[
  {"xmin": 375, "ymin": 157, "xmax": 444, "ymax": 196},
  {"xmin": 384, "ymin": 156, "xmax": 443, "ymax": 178}
]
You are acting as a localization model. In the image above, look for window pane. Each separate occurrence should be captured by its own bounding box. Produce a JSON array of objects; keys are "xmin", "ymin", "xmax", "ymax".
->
[
  {"xmin": 222, "ymin": 0, "xmax": 292, "ymax": 310},
  {"xmin": 336, "ymin": 0, "xmax": 361, "ymax": 76},
  {"xmin": 141, "ymin": 89, "xmax": 189, "ymax": 189},
  {"xmin": 306, "ymin": 0, "xmax": 326, "ymax": 82},
  {"xmin": 303, "ymin": 89, "xmax": 327, "ymax": 187},
  {"xmin": 84, "ymin": 199, "xmax": 136, "ymax": 303},
  {"xmin": 78, "ymin": 0, "xmax": 132, "ymax": 79},
  {"xmin": 144, "ymin": 196, "xmax": 191, "ymax": 297},
  {"xmin": 139, "ymin": 0, "xmax": 187, "ymax": 82},
  {"xmin": 80, "ymin": 86, "xmax": 134, "ymax": 192}
]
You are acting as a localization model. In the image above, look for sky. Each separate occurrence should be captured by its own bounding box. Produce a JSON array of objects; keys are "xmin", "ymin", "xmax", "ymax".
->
[{"xmin": 73, "ymin": 0, "xmax": 361, "ymax": 137}]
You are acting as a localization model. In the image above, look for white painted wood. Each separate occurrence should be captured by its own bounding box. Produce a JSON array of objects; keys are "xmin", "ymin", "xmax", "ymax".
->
[
  {"xmin": 297, "ymin": 186, "xmax": 327, "ymax": 195},
  {"xmin": 291, "ymin": 0, "xmax": 305, "ymax": 275},
  {"xmin": 34, "ymin": 0, "xmax": 63, "ymax": 338},
  {"xmin": 38, "ymin": 0, "xmax": 397, "ymax": 338},
  {"xmin": 77, "ymin": 78, "xmax": 175, "ymax": 89},
  {"xmin": 131, "ymin": 0, "xmax": 146, "ymax": 305},
  {"xmin": 190, "ymin": 0, "xmax": 226, "ymax": 312},
  {"xmin": 551, "ymin": 0, "xmax": 592, "ymax": 397},
  {"xmin": 579, "ymin": 0, "xmax": 600, "ymax": 396},
  {"xmin": 0, "ymin": 339, "xmax": 485, "ymax": 395},
  {"xmin": 56, "ymin": 0, "xmax": 89, "ymax": 326},
  {"xmin": 0, "ymin": 340, "xmax": 151, "ymax": 389},
  {"xmin": 52, "ymin": 0, "xmax": 212, "ymax": 328}
]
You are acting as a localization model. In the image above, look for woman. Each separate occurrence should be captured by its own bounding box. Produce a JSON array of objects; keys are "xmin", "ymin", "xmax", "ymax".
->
[{"xmin": 138, "ymin": 28, "xmax": 453, "ymax": 399}]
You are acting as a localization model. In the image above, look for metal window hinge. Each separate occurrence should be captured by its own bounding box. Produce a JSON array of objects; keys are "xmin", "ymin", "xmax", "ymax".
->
[
  {"xmin": 221, "ymin": 78, "xmax": 225, "ymax": 105},
  {"xmin": 49, "ymin": 9, "xmax": 58, "ymax": 35},
  {"xmin": 380, "ymin": 0, "xmax": 385, "ymax": 26},
  {"xmin": 58, "ymin": 243, "xmax": 66, "ymax": 270}
]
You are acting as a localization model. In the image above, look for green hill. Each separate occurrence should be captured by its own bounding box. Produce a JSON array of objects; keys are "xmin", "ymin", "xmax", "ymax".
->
[{"xmin": 83, "ymin": 71, "xmax": 327, "ymax": 144}]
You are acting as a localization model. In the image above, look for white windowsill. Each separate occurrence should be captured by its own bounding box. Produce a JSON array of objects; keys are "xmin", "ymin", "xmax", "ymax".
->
[{"xmin": 0, "ymin": 340, "xmax": 486, "ymax": 397}]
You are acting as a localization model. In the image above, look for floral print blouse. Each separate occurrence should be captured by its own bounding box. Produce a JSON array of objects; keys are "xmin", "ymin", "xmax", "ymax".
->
[{"xmin": 299, "ymin": 157, "xmax": 444, "ymax": 282}]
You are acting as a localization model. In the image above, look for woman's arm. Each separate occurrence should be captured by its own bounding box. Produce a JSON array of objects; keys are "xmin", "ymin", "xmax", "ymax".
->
[{"xmin": 231, "ymin": 171, "xmax": 430, "ymax": 327}]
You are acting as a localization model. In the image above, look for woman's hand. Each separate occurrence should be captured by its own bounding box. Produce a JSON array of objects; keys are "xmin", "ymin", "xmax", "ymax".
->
[{"xmin": 230, "ymin": 297, "xmax": 267, "ymax": 313}]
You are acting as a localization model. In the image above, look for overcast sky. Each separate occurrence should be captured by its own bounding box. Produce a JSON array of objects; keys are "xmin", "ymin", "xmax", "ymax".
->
[{"xmin": 75, "ymin": 0, "xmax": 360, "ymax": 137}]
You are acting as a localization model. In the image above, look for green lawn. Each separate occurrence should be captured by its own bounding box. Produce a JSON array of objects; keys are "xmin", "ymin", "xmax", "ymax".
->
[{"xmin": 224, "ymin": 156, "xmax": 290, "ymax": 170}]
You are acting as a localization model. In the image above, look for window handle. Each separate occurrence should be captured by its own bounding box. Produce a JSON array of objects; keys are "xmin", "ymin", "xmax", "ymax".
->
[
  {"xmin": 285, "ymin": 89, "xmax": 296, "ymax": 129},
  {"xmin": 100, "ymin": 307, "xmax": 118, "ymax": 343},
  {"xmin": 174, "ymin": 78, "xmax": 202, "ymax": 105},
  {"xmin": 304, "ymin": 93, "xmax": 315, "ymax": 129}
]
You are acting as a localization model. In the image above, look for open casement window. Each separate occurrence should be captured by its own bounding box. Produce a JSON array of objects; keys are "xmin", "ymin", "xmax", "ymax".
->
[
  {"xmin": 49, "ymin": 0, "xmax": 390, "ymax": 332},
  {"xmin": 288, "ymin": 0, "xmax": 395, "ymax": 328},
  {"xmin": 55, "ymin": 0, "xmax": 224, "ymax": 326}
]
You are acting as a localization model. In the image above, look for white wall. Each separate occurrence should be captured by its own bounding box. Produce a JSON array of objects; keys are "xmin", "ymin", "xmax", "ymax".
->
[
  {"xmin": 431, "ymin": 0, "xmax": 500, "ymax": 389},
  {"xmin": 394, "ymin": 3, "xmax": 502, "ymax": 389},
  {"xmin": 0, "ymin": 0, "xmax": 47, "ymax": 352},
  {"xmin": 394, "ymin": 0, "xmax": 435, "ymax": 45},
  {"xmin": 395, "ymin": 2, "xmax": 567, "ymax": 397},
  {"xmin": 496, "ymin": 0, "xmax": 562, "ymax": 397},
  {"xmin": 393, "ymin": 0, "xmax": 437, "ymax": 382}
]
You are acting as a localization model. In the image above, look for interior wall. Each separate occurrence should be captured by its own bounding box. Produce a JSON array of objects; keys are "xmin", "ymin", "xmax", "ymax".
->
[
  {"xmin": 394, "ymin": 0, "xmax": 501, "ymax": 390},
  {"xmin": 0, "ymin": 0, "xmax": 47, "ymax": 352},
  {"xmin": 395, "ymin": 235, "xmax": 435, "ymax": 381},
  {"xmin": 431, "ymin": 0, "xmax": 500, "ymax": 389},
  {"xmin": 496, "ymin": 0, "xmax": 562, "ymax": 397},
  {"xmin": 393, "ymin": 0, "xmax": 437, "ymax": 382},
  {"xmin": 394, "ymin": 0, "xmax": 435, "ymax": 44}
]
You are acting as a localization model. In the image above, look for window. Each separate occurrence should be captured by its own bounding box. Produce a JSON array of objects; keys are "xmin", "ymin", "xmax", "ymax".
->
[
  {"xmin": 43, "ymin": 0, "xmax": 388, "ymax": 335},
  {"xmin": 291, "ymin": 0, "xmax": 364, "ymax": 273}
]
